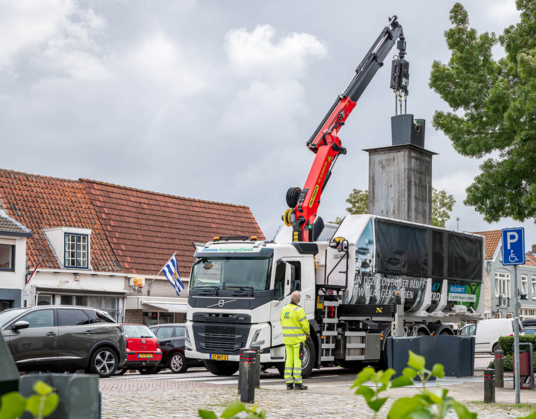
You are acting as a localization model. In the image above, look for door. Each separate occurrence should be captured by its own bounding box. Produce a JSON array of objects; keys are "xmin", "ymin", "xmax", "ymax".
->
[
  {"xmin": 154, "ymin": 326, "xmax": 175, "ymax": 362},
  {"xmin": 9, "ymin": 309, "xmax": 58, "ymax": 371},
  {"xmin": 270, "ymin": 260, "xmax": 293, "ymax": 348},
  {"xmin": 57, "ymin": 308, "xmax": 96, "ymax": 370}
]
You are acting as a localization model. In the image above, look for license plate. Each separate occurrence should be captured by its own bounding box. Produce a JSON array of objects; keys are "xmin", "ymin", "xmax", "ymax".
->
[
  {"xmin": 210, "ymin": 354, "xmax": 228, "ymax": 361},
  {"xmin": 138, "ymin": 353, "xmax": 153, "ymax": 358}
]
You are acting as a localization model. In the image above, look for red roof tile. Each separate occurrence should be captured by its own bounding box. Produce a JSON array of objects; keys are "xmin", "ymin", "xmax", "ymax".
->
[
  {"xmin": 0, "ymin": 169, "xmax": 120, "ymax": 272},
  {"xmin": 471, "ymin": 230, "xmax": 501, "ymax": 260},
  {"xmin": 81, "ymin": 179, "xmax": 265, "ymax": 276}
]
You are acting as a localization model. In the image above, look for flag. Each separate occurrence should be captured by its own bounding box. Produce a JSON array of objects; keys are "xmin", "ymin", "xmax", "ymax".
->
[
  {"xmin": 23, "ymin": 262, "xmax": 40, "ymax": 298},
  {"xmin": 162, "ymin": 253, "xmax": 184, "ymax": 297}
]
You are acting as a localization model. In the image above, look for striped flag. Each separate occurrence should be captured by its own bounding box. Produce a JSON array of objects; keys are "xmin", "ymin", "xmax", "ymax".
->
[{"xmin": 162, "ymin": 253, "xmax": 185, "ymax": 297}]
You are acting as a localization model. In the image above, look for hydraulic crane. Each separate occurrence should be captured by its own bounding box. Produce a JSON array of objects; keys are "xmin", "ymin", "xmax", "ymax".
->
[{"xmin": 282, "ymin": 16, "xmax": 409, "ymax": 242}]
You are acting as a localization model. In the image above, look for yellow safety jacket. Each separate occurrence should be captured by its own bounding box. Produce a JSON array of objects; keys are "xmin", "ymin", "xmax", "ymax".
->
[{"xmin": 280, "ymin": 303, "xmax": 310, "ymax": 345}]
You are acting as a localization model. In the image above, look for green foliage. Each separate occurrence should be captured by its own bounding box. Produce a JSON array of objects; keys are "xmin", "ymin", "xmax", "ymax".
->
[
  {"xmin": 198, "ymin": 401, "xmax": 266, "ymax": 419},
  {"xmin": 345, "ymin": 189, "xmax": 369, "ymax": 215},
  {"xmin": 338, "ymin": 188, "xmax": 455, "ymax": 227},
  {"xmin": 498, "ymin": 335, "xmax": 536, "ymax": 356},
  {"xmin": 488, "ymin": 354, "xmax": 536, "ymax": 372},
  {"xmin": 351, "ymin": 350, "xmax": 476, "ymax": 419},
  {"xmin": 430, "ymin": 2, "xmax": 536, "ymax": 223},
  {"xmin": 432, "ymin": 188, "xmax": 456, "ymax": 228},
  {"xmin": 0, "ymin": 380, "xmax": 59, "ymax": 419},
  {"xmin": 520, "ymin": 412, "xmax": 536, "ymax": 419}
]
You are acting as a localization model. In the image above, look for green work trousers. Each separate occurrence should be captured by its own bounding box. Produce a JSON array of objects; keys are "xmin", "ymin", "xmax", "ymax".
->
[{"xmin": 284, "ymin": 342, "xmax": 303, "ymax": 384}]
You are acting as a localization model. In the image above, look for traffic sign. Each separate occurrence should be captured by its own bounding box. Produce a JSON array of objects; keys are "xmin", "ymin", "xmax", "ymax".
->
[{"xmin": 502, "ymin": 227, "xmax": 525, "ymax": 266}]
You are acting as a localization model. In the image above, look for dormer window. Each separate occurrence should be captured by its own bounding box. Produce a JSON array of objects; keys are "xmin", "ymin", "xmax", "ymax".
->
[{"xmin": 65, "ymin": 233, "xmax": 88, "ymax": 268}]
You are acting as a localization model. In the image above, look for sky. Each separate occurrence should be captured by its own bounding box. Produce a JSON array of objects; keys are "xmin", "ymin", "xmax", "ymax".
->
[{"xmin": 1, "ymin": 0, "xmax": 535, "ymax": 250}]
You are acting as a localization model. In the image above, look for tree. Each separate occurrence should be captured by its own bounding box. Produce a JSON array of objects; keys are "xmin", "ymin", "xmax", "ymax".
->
[
  {"xmin": 335, "ymin": 188, "xmax": 455, "ymax": 227},
  {"xmin": 429, "ymin": 2, "xmax": 536, "ymax": 223},
  {"xmin": 432, "ymin": 188, "xmax": 456, "ymax": 227}
]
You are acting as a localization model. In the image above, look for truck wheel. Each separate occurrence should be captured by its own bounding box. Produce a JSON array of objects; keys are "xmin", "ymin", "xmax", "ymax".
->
[
  {"xmin": 204, "ymin": 360, "xmax": 239, "ymax": 376},
  {"xmin": 301, "ymin": 339, "xmax": 316, "ymax": 378}
]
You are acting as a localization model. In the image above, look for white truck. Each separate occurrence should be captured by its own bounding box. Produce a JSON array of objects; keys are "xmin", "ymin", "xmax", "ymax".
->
[{"xmin": 185, "ymin": 215, "xmax": 485, "ymax": 377}]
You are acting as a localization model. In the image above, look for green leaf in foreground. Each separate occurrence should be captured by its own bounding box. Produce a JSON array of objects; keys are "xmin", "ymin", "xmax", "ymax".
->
[
  {"xmin": 354, "ymin": 386, "xmax": 375, "ymax": 401},
  {"xmin": 198, "ymin": 410, "xmax": 218, "ymax": 419},
  {"xmin": 25, "ymin": 395, "xmax": 43, "ymax": 418},
  {"xmin": 391, "ymin": 376, "xmax": 414, "ymax": 389},
  {"xmin": 33, "ymin": 381, "xmax": 53, "ymax": 396},
  {"xmin": 402, "ymin": 367, "xmax": 418, "ymax": 379},
  {"xmin": 518, "ymin": 412, "xmax": 536, "ymax": 419},
  {"xmin": 366, "ymin": 397, "xmax": 388, "ymax": 412},
  {"xmin": 387, "ymin": 397, "xmax": 427, "ymax": 419},
  {"xmin": 42, "ymin": 393, "xmax": 59, "ymax": 417},
  {"xmin": 431, "ymin": 364, "xmax": 445, "ymax": 379},
  {"xmin": 221, "ymin": 401, "xmax": 248, "ymax": 418},
  {"xmin": 351, "ymin": 367, "xmax": 375, "ymax": 388},
  {"xmin": 408, "ymin": 351, "xmax": 425, "ymax": 373},
  {"xmin": 0, "ymin": 392, "xmax": 27, "ymax": 419}
]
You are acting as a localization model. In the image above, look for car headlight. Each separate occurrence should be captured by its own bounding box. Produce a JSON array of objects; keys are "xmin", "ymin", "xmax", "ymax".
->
[{"xmin": 185, "ymin": 328, "xmax": 192, "ymax": 350}]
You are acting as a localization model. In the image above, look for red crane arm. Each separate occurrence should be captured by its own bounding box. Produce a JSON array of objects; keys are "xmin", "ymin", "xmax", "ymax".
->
[{"xmin": 282, "ymin": 16, "xmax": 406, "ymax": 242}]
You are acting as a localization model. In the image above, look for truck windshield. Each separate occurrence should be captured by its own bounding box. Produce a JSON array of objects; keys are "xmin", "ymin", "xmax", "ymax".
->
[{"xmin": 191, "ymin": 257, "xmax": 272, "ymax": 291}]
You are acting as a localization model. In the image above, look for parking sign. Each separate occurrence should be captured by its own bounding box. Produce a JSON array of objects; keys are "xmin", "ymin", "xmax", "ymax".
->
[{"xmin": 502, "ymin": 227, "xmax": 525, "ymax": 266}]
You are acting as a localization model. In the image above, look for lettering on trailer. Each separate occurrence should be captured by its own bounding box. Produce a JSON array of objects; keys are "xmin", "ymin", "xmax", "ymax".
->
[
  {"xmin": 447, "ymin": 284, "xmax": 476, "ymax": 302},
  {"xmin": 353, "ymin": 275, "xmax": 427, "ymax": 299}
]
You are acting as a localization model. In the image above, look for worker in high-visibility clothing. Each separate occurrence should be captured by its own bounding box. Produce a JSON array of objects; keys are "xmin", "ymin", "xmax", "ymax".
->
[{"xmin": 280, "ymin": 290, "xmax": 310, "ymax": 390}]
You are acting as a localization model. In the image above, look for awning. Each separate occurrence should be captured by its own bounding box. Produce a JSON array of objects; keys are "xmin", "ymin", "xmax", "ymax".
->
[{"xmin": 142, "ymin": 302, "xmax": 188, "ymax": 313}]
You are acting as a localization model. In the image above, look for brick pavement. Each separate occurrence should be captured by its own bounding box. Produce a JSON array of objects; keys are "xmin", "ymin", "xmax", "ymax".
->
[{"xmin": 100, "ymin": 378, "xmax": 225, "ymax": 393}]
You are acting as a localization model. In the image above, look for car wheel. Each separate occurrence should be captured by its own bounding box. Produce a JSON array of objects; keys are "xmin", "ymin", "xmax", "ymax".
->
[
  {"xmin": 114, "ymin": 368, "xmax": 127, "ymax": 376},
  {"xmin": 170, "ymin": 352, "xmax": 188, "ymax": 374},
  {"xmin": 88, "ymin": 347, "xmax": 118, "ymax": 378},
  {"xmin": 139, "ymin": 365, "xmax": 158, "ymax": 375}
]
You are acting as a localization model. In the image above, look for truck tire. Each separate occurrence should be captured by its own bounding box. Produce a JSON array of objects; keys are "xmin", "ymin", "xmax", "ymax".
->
[
  {"xmin": 204, "ymin": 360, "xmax": 239, "ymax": 376},
  {"xmin": 275, "ymin": 339, "xmax": 316, "ymax": 379}
]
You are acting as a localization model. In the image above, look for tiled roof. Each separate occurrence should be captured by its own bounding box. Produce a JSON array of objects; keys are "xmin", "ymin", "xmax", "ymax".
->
[
  {"xmin": 0, "ymin": 209, "xmax": 32, "ymax": 237},
  {"xmin": 471, "ymin": 230, "xmax": 501, "ymax": 260},
  {"xmin": 81, "ymin": 179, "xmax": 265, "ymax": 276},
  {"xmin": 0, "ymin": 169, "xmax": 120, "ymax": 272},
  {"xmin": 526, "ymin": 252, "xmax": 536, "ymax": 266}
]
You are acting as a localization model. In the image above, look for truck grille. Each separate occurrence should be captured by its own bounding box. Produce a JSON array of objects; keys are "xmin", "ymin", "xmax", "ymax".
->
[{"xmin": 193, "ymin": 322, "xmax": 251, "ymax": 355}]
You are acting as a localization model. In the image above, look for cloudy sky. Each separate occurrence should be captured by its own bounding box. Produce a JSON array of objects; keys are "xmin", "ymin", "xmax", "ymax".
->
[{"xmin": 1, "ymin": 0, "xmax": 534, "ymax": 249}]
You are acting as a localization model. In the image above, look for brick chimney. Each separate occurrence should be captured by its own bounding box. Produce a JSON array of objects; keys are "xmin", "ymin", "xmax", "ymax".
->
[{"xmin": 532, "ymin": 244, "xmax": 536, "ymax": 254}]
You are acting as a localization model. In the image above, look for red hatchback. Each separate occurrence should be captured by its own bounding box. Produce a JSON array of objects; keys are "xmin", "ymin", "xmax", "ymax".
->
[{"xmin": 115, "ymin": 324, "xmax": 162, "ymax": 375}]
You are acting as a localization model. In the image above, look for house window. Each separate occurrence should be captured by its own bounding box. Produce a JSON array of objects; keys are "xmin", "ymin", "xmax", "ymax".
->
[
  {"xmin": 524, "ymin": 309, "xmax": 536, "ymax": 317},
  {"xmin": 495, "ymin": 272, "xmax": 510, "ymax": 298},
  {"xmin": 522, "ymin": 275, "xmax": 528, "ymax": 295},
  {"xmin": 494, "ymin": 313, "xmax": 502, "ymax": 319},
  {"xmin": 64, "ymin": 234, "xmax": 88, "ymax": 268},
  {"xmin": 532, "ymin": 277, "xmax": 536, "ymax": 300},
  {"xmin": 506, "ymin": 313, "xmax": 514, "ymax": 319},
  {"xmin": 0, "ymin": 244, "xmax": 14, "ymax": 271}
]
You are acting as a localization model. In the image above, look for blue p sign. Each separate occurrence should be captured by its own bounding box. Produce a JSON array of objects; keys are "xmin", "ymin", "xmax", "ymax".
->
[{"xmin": 501, "ymin": 227, "xmax": 525, "ymax": 266}]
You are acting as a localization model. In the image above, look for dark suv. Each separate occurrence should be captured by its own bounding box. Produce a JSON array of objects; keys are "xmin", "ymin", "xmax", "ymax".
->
[
  {"xmin": 0, "ymin": 306, "xmax": 127, "ymax": 378},
  {"xmin": 149, "ymin": 324, "xmax": 203, "ymax": 373}
]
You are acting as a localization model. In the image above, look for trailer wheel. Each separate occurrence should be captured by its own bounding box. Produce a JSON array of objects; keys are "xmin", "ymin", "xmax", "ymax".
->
[{"xmin": 204, "ymin": 360, "xmax": 239, "ymax": 376}]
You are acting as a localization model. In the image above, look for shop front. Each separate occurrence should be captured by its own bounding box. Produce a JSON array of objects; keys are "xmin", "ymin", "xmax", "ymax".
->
[{"xmin": 125, "ymin": 296, "xmax": 188, "ymax": 325}]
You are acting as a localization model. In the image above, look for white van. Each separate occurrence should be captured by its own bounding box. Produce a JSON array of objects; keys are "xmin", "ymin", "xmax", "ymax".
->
[{"xmin": 461, "ymin": 319, "xmax": 524, "ymax": 353}]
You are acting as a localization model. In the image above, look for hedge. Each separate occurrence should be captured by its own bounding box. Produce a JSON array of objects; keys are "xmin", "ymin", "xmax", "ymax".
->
[
  {"xmin": 497, "ymin": 335, "xmax": 536, "ymax": 356},
  {"xmin": 488, "ymin": 354, "xmax": 536, "ymax": 372}
]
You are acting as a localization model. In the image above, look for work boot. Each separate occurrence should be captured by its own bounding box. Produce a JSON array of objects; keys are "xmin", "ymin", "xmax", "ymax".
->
[
  {"xmin": 286, "ymin": 383, "xmax": 294, "ymax": 390},
  {"xmin": 294, "ymin": 383, "xmax": 308, "ymax": 390}
]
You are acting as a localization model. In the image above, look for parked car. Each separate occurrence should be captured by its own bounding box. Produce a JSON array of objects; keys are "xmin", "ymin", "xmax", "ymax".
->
[
  {"xmin": 149, "ymin": 323, "xmax": 203, "ymax": 373},
  {"xmin": 114, "ymin": 324, "xmax": 162, "ymax": 375},
  {"xmin": 0, "ymin": 305, "xmax": 126, "ymax": 378},
  {"xmin": 460, "ymin": 319, "xmax": 524, "ymax": 353}
]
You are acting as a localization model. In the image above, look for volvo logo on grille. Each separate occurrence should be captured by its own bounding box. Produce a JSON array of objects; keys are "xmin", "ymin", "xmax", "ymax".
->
[{"xmin": 207, "ymin": 299, "xmax": 237, "ymax": 308}]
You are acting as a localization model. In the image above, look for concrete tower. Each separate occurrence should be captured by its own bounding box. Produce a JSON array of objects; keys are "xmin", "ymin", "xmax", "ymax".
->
[{"xmin": 364, "ymin": 114, "xmax": 436, "ymax": 225}]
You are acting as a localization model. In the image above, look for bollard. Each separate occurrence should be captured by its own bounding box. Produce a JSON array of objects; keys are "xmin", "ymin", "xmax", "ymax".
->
[
  {"xmin": 250, "ymin": 344, "xmax": 261, "ymax": 389},
  {"xmin": 240, "ymin": 350, "xmax": 256, "ymax": 404},
  {"xmin": 484, "ymin": 368, "xmax": 495, "ymax": 404},
  {"xmin": 238, "ymin": 348, "xmax": 248, "ymax": 394},
  {"xmin": 495, "ymin": 349, "xmax": 504, "ymax": 388}
]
